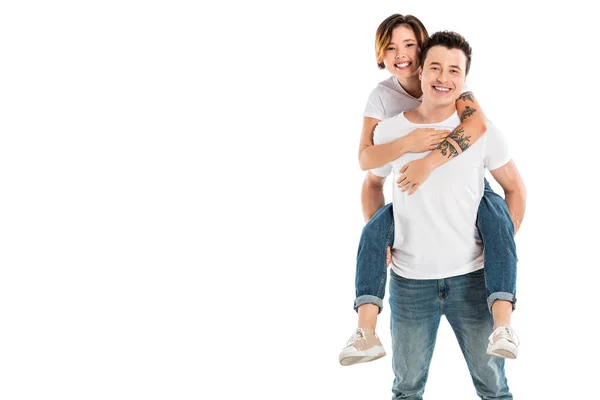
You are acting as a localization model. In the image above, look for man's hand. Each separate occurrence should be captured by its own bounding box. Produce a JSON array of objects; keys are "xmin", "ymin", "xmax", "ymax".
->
[
  {"xmin": 406, "ymin": 128, "xmax": 450, "ymax": 153},
  {"xmin": 396, "ymin": 158, "xmax": 435, "ymax": 195}
]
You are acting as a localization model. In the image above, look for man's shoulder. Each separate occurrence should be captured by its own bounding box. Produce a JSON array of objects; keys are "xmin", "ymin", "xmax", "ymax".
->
[
  {"xmin": 377, "ymin": 112, "xmax": 408, "ymax": 129},
  {"xmin": 373, "ymin": 112, "xmax": 410, "ymax": 142},
  {"xmin": 483, "ymin": 118, "xmax": 502, "ymax": 136}
]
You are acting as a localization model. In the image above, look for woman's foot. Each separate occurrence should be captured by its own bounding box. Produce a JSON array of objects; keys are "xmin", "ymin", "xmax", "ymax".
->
[
  {"xmin": 486, "ymin": 325, "xmax": 519, "ymax": 359},
  {"xmin": 339, "ymin": 328, "xmax": 386, "ymax": 366}
]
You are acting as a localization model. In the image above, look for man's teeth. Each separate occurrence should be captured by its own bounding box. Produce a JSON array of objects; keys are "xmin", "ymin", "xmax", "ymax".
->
[
  {"xmin": 396, "ymin": 62, "xmax": 410, "ymax": 68},
  {"xmin": 434, "ymin": 86, "xmax": 450, "ymax": 92}
]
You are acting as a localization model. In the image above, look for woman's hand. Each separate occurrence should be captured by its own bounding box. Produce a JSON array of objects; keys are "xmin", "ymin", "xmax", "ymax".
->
[
  {"xmin": 396, "ymin": 158, "xmax": 435, "ymax": 195},
  {"xmin": 406, "ymin": 128, "xmax": 449, "ymax": 153}
]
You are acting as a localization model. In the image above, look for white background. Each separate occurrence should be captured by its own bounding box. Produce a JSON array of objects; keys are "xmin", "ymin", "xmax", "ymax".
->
[{"xmin": 1, "ymin": 1, "xmax": 598, "ymax": 399}]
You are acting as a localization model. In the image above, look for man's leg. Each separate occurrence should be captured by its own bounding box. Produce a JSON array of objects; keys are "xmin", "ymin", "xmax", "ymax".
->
[
  {"xmin": 444, "ymin": 270, "xmax": 512, "ymax": 400},
  {"xmin": 389, "ymin": 271, "xmax": 441, "ymax": 400},
  {"xmin": 340, "ymin": 203, "xmax": 394, "ymax": 366},
  {"xmin": 477, "ymin": 179, "xmax": 519, "ymax": 357}
]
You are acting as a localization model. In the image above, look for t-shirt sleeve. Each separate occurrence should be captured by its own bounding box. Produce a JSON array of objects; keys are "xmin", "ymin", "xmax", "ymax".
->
[
  {"xmin": 363, "ymin": 88, "xmax": 385, "ymax": 120},
  {"xmin": 484, "ymin": 121, "xmax": 511, "ymax": 171},
  {"xmin": 369, "ymin": 121, "xmax": 393, "ymax": 177}
]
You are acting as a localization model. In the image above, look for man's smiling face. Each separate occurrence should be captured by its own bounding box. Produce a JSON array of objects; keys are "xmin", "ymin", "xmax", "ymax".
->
[{"xmin": 419, "ymin": 45, "xmax": 467, "ymax": 107}]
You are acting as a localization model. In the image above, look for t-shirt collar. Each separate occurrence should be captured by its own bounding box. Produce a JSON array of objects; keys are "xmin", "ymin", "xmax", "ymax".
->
[{"xmin": 392, "ymin": 77, "xmax": 423, "ymax": 101}]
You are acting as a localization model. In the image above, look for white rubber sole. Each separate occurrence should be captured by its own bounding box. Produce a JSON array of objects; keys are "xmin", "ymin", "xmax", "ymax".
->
[
  {"xmin": 487, "ymin": 342, "xmax": 518, "ymax": 359},
  {"xmin": 339, "ymin": 345, "xmax": 386, "ymax": 366}
]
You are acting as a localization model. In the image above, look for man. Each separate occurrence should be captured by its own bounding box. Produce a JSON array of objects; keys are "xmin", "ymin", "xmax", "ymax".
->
[{"xmin": 367, "ymin": 31, "xmax": 526, "ymax": 399}]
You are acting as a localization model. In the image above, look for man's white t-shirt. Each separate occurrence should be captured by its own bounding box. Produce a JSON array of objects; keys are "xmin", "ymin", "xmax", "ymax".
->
[
  {"xmin": 371, "ymin": 112, "xmax": 510, "ymax": 279},
  {"xmin": 363, "ymin": 76, "xmax": 471, "ymax": 120}
]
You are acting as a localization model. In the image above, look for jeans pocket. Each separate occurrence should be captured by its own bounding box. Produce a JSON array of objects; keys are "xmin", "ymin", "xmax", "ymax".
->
[
  {"xmin": 467, "ymin": 268, "xmax": 485, "ymax": 278},
  {"xmin": 390, "ymin": 269, "xmax": 410, "ymax": 282}
]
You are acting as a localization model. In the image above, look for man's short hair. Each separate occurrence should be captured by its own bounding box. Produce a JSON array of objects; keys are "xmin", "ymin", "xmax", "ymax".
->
[{"xmin": 419, "ymin": 31, "xmax": 472, "ymax": 75}]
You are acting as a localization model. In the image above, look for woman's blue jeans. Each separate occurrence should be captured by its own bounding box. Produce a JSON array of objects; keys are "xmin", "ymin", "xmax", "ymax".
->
[{"xmin": 354, "ymin": 179, "xmax": 517, "ymax": 314}]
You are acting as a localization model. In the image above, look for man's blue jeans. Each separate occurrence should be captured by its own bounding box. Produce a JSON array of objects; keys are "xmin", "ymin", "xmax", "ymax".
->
[
  {"xmin": 354, "ymin": 179, "xmax": 517, "ymax": 313},
  {"xmin": 389, "ymin": 269, "xmax": 512, "ymax": 399}
]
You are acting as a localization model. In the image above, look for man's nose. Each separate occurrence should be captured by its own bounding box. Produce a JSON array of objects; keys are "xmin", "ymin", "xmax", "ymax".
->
[{"xmin": 437, "ymin": 70, "xmax": 450, "ymax": 82}]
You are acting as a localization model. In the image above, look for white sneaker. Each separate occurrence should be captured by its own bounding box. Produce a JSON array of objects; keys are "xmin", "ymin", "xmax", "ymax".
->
[
  {"xmin": 487, "ymin": 325, "xmax": 519, "ymax": 359},
  {"xmin": 339, "ymin": 328, "xmax": 386, "ymax": 366}
]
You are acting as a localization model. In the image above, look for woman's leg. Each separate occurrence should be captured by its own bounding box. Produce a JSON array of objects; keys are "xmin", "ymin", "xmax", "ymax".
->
[
  {"xmin": 476, "ymin": 178, "xmax": 519, "ymax": 358},
  {"xmin": 354, "ymin": 202, "xmax": 395, "ymax": 319},
  {"xmin": 339, "ymin": 202, "xmax": 394, "ymax": 366}
]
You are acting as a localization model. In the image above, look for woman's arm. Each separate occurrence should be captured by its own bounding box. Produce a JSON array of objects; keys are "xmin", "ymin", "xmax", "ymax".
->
[
  {"xmin": 361, "ymin": 171, "xmax": 387, "ymax": 222},
  {"xmin": 396, "ymin": 92, "xmax": 488, "ymax": 194},
  {"xmin": 358, "ymin": 117, "xmax": 449, "ymax": 171},
  {"xmin": 358, "ymin": 117, "xmax": 407, "ymax": 171}
]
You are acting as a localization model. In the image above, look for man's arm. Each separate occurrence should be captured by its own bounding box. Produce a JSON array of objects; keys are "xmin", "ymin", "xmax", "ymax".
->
[
  {"xmin": 361, "ymin": 171, "xmax": 387, "ymax": 223},
  {"xmin": 489, "ymin": 160, "xmax": 527, "ymax": 235}
]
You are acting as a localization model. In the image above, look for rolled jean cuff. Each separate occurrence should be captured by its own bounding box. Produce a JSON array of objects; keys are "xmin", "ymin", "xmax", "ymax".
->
[
  {"xmin": 487, "ymin": 292, "xmax": 517, "ymax": 313},
  {"xmin": 354, "ymin": 295, "xmax": 383, "ymax": 314}
]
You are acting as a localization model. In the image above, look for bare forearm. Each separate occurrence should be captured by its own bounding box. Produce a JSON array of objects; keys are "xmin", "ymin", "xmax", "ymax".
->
[
  {"xmin": 359, "ymin": 137, "xmax": 410, "ymax": 171},
  {"xmin": 423, "ymin": 91, "xmax": 487, "ymax": 169},
  {"xmin": 504, "ymin": 190, "xmax": 526, "ymax": 235},
  {"xmin": 361, "ymin": 179, "xmax": 385, "ymax": 223}
]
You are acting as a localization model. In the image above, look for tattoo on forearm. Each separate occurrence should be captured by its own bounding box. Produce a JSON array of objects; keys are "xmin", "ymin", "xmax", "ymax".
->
[
  {"xmin": 460, "ymin": 106, "xmax": 477, "ymax": 122},
  {"xmin": 436, "ymin": 127, "xmax": 472, "ymax": 159},
  {"xmin": 458, "ymin": 91, "xmax": 475, "ymax": 103},
  {"xmin": 449, "ymin": 127, "xmax": 471, "ymax": 151},
  {"xmin": 437, "ymin": 141, "xmax": 458, "ymax": 157}
]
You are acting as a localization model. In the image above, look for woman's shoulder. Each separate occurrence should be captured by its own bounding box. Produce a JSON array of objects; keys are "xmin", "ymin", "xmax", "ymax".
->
[{"xmin": 370, "ymin": 76, "xmax": 399, "ymax": 95}]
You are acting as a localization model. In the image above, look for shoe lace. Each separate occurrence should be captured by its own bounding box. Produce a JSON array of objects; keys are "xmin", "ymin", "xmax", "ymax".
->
[
  {"xmin": 489, "ymin": 325, "xmax": 520, "ymax": 346},
  {"xmin": 346, "ymin": 329, "xmax": 366, "ymax": 346}
]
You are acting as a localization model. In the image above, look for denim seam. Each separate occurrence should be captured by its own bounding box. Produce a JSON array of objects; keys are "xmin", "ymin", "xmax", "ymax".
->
[
  {"xmin": 437, "ymin": 280, "xmax": 443, "ymax": 313},
  {"xmin": 376, "ymin": 220, "xmax": 394, "ymax": 299}
]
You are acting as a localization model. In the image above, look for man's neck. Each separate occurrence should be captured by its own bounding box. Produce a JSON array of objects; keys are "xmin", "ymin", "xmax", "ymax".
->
[{"xmin": 405, "ymin": 102, "xmax": 457, "ymax": 124}]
